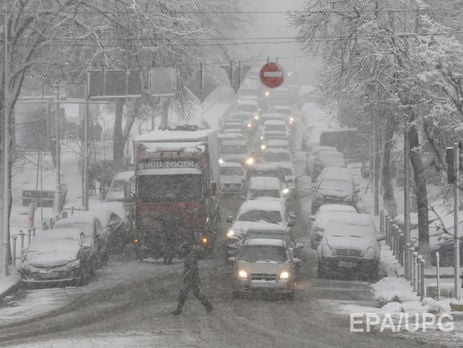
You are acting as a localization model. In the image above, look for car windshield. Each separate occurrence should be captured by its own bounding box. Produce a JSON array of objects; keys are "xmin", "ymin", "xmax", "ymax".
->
[
  {"xmin": 137, "ymin": 174, "xmax": 203, "ymax": 201},
  {"xmin": 250, "ymin": 170, "xmax": 284, "ymax": 182},
  {"xmin": 319, "ymin": 152, "xmax": 344, "ymax": 166},
  {"xmin": 319, "ymin": 179, "xmax": 352, "ymax": 192},
  {"xmin": 237, "ymin": 209, "xmax": 282, "ymax": 223},
  {"xmin": 249, "ymin": 190, "xmax": 280, "ymax": 199},
  {"xmin": 263, "ymin": 152, "xmax": 291, "ymax": 162},
  {"xmin": 246, "ymin": 233, "xmax": 293, "ymax": 246},
  {"xmin": 109, "ymin": 179, "xmax": 126, "ymax": 191},
  {"xmin": 325, "ymin": 221, "xmax": 374, "ymax": 238},
  {"xmin": 221, "ymin": 145, "xmax": 247, "ymax": 154},
  {"xmin": 220, "ymin": 167, "xmax": 244, "ymax": 176},
  {"xmin": 240, "ymin": 245, "xmax": 288, "ymax": 263}
]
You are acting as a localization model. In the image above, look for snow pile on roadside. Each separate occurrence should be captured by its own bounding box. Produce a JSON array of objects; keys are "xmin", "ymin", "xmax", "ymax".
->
[{"xmin": 373, "ymin": 277, "xmax": 417, "ymax": 303}]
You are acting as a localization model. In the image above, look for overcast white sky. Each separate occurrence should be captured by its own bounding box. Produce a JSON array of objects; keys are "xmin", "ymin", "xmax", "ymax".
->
[{"xmin": 236, "ymin": 0, "xmax": 322, "ymax": 85}]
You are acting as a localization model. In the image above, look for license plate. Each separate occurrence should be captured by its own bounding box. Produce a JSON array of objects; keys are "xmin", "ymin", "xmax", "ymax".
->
[
  {"xmin": 339, "ymin": 261, "xmax": 356, "ymax": 268},
  {"xmin": 251, "ymin": 281, "xmax": 275, "ymax": 288}
]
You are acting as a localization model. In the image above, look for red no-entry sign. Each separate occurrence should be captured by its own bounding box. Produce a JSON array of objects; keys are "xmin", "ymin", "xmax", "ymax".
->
[{"xmin": 259, "ymin": 62, "xmax": 285, "ymax": 88}]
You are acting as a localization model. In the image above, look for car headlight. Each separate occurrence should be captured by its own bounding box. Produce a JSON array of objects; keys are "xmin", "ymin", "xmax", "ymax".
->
[
  {"xmin": 219, "ymin": 158, "xmax": 225, "ymax": 164},
  {"xmin": 365, "ymin": 247, "xmax": 376, "ymax": 260},
  {"xmin": 279, "ymin": 271, "xmax": 290, "ymax": 280},
  {"xmin": 265, "ymin": 91, "xmax": 270, "ymax": 97},
  {"xmin": 282, "ymin": 188, "xmax": 289, "ymax": 195},
  {"xmin": 247, "ymin": 123, "xmax": 252, "ymax": 129},
  {"xmin": 245, "ymin": 157, "xmax": 255, "ymax": 166},
  {"xmin": 227, "ymin": 229, "xmax": 234, "ymax": 239},
  {"xmin": 260, "ymin": 135, "xmax": 264, "ymax": 141},
  {"xmin": 67, "ymin": 259, "xmax": 81, "ymax": 268},
  {"xmin": 238, "ymin": 270, "xmax": 248, "ymax": 279},
  {"xmin": 322, "ymin": 244, "xmax": 333, "ymax": 257},
  {"xmin": 260, "ymin": 144, "xmax": 266, "ymax": 151},
  {"xmin": 254, "ymin": 115, "xmax": 259, "ymax": 121},
  {"xmin": 201, "ymin": 236, "xmax": 209, "ymax": 246}
]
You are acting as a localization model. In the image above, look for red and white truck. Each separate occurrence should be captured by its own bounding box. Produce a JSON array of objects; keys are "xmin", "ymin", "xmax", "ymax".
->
[{"xmin": 132, "ymin": 127, "xmax": 220, "ymax": 259}]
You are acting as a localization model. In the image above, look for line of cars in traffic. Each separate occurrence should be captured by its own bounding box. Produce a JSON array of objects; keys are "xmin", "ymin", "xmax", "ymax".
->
[
  {"xmin": 304, "ymin": 121, "xmax": 384, "ymax": 281},
  {"xmin": 218, "ymin": 78, "xmax": 302, "ymax": 299}
]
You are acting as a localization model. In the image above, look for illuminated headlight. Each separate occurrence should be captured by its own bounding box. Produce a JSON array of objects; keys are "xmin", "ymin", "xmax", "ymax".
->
[
  {"xmin": 289, "ymin": 116, "xmax": 295, "ymax": 125},
  {"xmin": 238, "ymin": 270, "xmax": 248, "ymax": 279},
  {"xmin": 260, "ymin": 144, "xmax": 266, "ymax": 151},
  {"xmin": 245, "ymin": 157, "xmax": 255, "ymax": 166},
  {"xmin": 219, "ymin": 158, "xmax": 225, "ymax": 164},
  {"xmin": 279, "ymin": 271, "xmax": 290, "ymax": 280},
  {"xmin": 265, "ymin": 91, "xmax": 270, "ymax": 97},
  {"xmin": 254, "ymin": 115, "xmax": 259, "ymax": 121},
  {"xmin": 247, "ymin": 123, "xmax": 252, "ymax": 128},
  {"xmin": 201, "ymin": 236, "xmax": 209, "ymax": 245},
  {"xmin": 282, "ymin": 188, "xmax": 289, "ymax": 195},
  {"xmin": 260, "ymin": 135, "xmax": 264, "ymax": 141},
  {"xmin": 365, "ymin": 247, "xmax": 376, "ymax": 260},
  {"xmin": 227, "ymin": 229, "xmax": 235, "ymax": 239}
]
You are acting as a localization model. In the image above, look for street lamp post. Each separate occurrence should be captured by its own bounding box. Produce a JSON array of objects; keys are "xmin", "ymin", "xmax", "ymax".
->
[
  {"xmin": 53, "ymin": 84, "xmax": 62, "ymax": 214},
  {"xmin": 2, "ymin": 4, "xmax": 9, "ymax": 276}
]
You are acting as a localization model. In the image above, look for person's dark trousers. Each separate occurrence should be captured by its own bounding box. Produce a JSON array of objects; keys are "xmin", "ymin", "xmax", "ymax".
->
[{"xmin": 173, "ymin": 282, "xmax": 213, "ymax": 314}]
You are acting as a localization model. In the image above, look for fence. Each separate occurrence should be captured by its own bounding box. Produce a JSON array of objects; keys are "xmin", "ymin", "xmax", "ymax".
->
[{"xmin": 380, "ymin": 210, "xmax": 426, "ymax": 300}]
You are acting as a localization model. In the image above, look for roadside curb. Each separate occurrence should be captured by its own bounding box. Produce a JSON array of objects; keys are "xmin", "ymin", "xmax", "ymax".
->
[{"xmin": 0, "ymin": 276, "xmax": 21, "ymax": 301}]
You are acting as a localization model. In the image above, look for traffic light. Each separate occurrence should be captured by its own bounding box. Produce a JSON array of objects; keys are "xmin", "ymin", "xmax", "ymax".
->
[{"xmin": 446, "ymin": 147, "xmax": 455, "ymax": 183}]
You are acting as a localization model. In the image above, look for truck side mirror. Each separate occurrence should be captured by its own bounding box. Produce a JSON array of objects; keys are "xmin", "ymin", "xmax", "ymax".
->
[{"xmin": 210, "ymin": 181, "xmax": 217, "ymax": 196}]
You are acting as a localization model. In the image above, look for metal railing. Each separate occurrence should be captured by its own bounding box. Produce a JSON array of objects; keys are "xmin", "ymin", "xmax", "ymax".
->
[{"xmin": 380, "ymin": 210, "xmax": 426, "ymax": 300}]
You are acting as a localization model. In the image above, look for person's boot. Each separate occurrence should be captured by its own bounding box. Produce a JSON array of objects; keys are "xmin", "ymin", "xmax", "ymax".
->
[{"xmin": 171, "ymin": 300, "xmax": 184, "ymax": 315}]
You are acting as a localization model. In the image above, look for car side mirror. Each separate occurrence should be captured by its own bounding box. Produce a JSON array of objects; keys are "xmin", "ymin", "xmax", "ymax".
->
[
  {"xmin": 228, "ymin": 257, "xmax": 236, "ymax": 264},
  {"xmin": 226, "ymin": 216, "xmax": 233, "ymax": 223},
  {"xmin": 289, "ymin": 212, "xmax": 296, "ymax": 220}
]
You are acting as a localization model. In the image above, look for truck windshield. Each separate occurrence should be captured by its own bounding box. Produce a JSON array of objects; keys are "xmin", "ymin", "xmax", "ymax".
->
[{"xmin": 137, "ymin": 174, "xmax": 203, "ymax": 202}]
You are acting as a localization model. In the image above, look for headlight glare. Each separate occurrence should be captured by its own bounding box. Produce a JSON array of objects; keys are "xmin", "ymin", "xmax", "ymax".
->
[
  {"xmin": 280, "ymin": 271, "xmax": 290, "ymax": 279},
  {"xmin": 227, "ymin": 229, "xmax": 234, "ymax": 239},
  {"xmin": 238, "ymin": 270, "xmax": 248, "ymax": 279}
]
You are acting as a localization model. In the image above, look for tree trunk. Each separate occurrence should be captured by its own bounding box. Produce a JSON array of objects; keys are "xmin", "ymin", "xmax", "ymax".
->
[
  {"xmin": 408, "ymin": 122, "xmax": 430, "ymax": 263},
  {"xmin": 382, "ymin": 116, "xmax": 397, "ymax": 217},
  {"xmin": 113, "ymin": 99, "xmax": 125, "ymax": 171}
]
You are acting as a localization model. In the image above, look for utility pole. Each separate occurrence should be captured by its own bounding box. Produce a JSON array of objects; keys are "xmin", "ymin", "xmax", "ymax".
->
[
  {"xmin": 83, "ymin": 79, "xmax": 90, "ymax": 211},
  {"xmin": 53, "ymin": 84, "xmax": 62, "ymax": 214},
  {"xmin": 2, "ymin": 3, "xmax": 9, "ymax": 276},
  {"xmin": 454, "ymin": 142, "xmax": 460, "ymax": 300},
  {"xmin": 404, "ymin": 124, "xmax": 411, "ymax": 278}
]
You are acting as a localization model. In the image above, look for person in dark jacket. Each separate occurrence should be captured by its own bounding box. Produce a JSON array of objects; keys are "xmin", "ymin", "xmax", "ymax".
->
[{"xmin": 171, "ymin": 242, "xmax": 213, "ymax": 315}]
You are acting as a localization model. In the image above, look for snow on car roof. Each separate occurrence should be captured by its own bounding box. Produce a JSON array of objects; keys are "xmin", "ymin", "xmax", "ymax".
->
[
  {"xmin": 33, "ymin": 227, "xmax": 83, "ymax": 241},
  {"xmin": 318, "ymin": 204, "xmax": 358, "ymax": 213},
  {"xmin": 221, "ymin": 139, "xmax": 247, "ymax": 146},
  {"xmin": 252, "ymin": 163, "xmax": 281, "ymax": 170},
  {"xmin": 319, "ymin": 167, "xmax": 352, "ymax": 180},
  {"xmin": 260, "ymin": 112, "xmax": 286, "ymax": 119},
  {"xmin": 244, "ymin": 238, "xmax": 286, "ymax": 247},
  {"xmin": 239, "ymin": 199, "xmax": 285, "ymax": 212},
  {"xmin": 264, "ymin": 120, "xmax": 287, "ymax": 126},
  {"xmin": 249, "ymin": 176, "xmax": 281, "ymax": 190},
  {"xmin": 135, "ymin": 129, "xmax": 215, "ymax": 142},
  {"xmin": 264, "ymin": 148, "xmax": 291, "ymax": 154},
  {"xmin": 326, "ymin": 213, "xmax": 373, "ymax": 226},
  {"xmin": 220, "ymin": 161, "xmax": 244, "ymax": 168},
  {"xmin": 237, "ymin": 99, "xmax": 258, "ymax": 106},
  {"xmin": 112, "ymin": 170, "xmax": 135, "ymax": 181},
  {"xmin": 247, "ymin": 225, "xmax": 290, "ymax": 233},
  {"xmin": 267, "ymin": 139, "xmax": 289, "ymax": 145}
]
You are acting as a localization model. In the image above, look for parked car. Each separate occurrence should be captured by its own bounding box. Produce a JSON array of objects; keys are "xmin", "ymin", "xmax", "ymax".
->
[
  {"xmin": 310, "ymin": 204, "xmax": 358, "ymax": 249},
  {"xmin": 53, "ymin": 213, "xmax": 108, "ymax": 266},
  {"xmin": 311, "ymin": 167, "xmax": 359, "ymax": 214},
  {"xmin": 230, "ymin": 238, "xmax": 298, "ymax": 299},
  {"xmin": 104, "ymin": 170, "xmax": 135, "ymax": 203},
  {"xmin": 220, "ymin": 162, "xmax": 247, "ymax": 196},
  {"xmin": 247, "ymin": 176, "xmax": 286, "ymax": 201},
  {"xmin": 220, "ymin": 139, "xmax": 249, "ymax": 164},
  {"xmin": 311, "ymin": 150, "xmax": 346, "ymax": 182},
  {"xmin": 19, "ymin": 228, "xmax": 96, "ymax": 286},
  {"xmin": 305, "ymin": 145, "xmax": 337, "ymax": 175},
  {"xmin": 317, "ymin": 213, "xmax": 381, "ymax": 280}
]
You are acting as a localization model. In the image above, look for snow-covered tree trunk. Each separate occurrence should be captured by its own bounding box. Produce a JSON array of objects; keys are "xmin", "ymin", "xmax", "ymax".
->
[
  {"xmin": 113, "ymin": 100, "xmax": 125, "ymax": 171},
  {"xmin": 382, "ymin": 114, "xmax": 397, "ymax": 217}
]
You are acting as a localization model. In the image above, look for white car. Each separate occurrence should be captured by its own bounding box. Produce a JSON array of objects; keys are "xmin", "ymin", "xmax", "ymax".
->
[
  {"xmin": 230, "ymin": 238, "xmax": 297, "ymax": 299},
  {"xmin": 104, "ymin": 170, "xmax": 135, "ymax": 202},
  {"xmin": 317, "ymin": 213, "xmax": 381, "ymax": 280},
  {"xmin": 220, "ymin": 162, "xmax": 246, "ymax": 196},
  {"xmin": 310, "ymin": 204, "xmax": 358, "ymax": 249},
  {"xmin": 226, "ymin": 199, "xmax": 295, "ymax": 239},
  {"xmin": 247, "ymin": 176, "xmax": 286, "ymax": 201}
]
